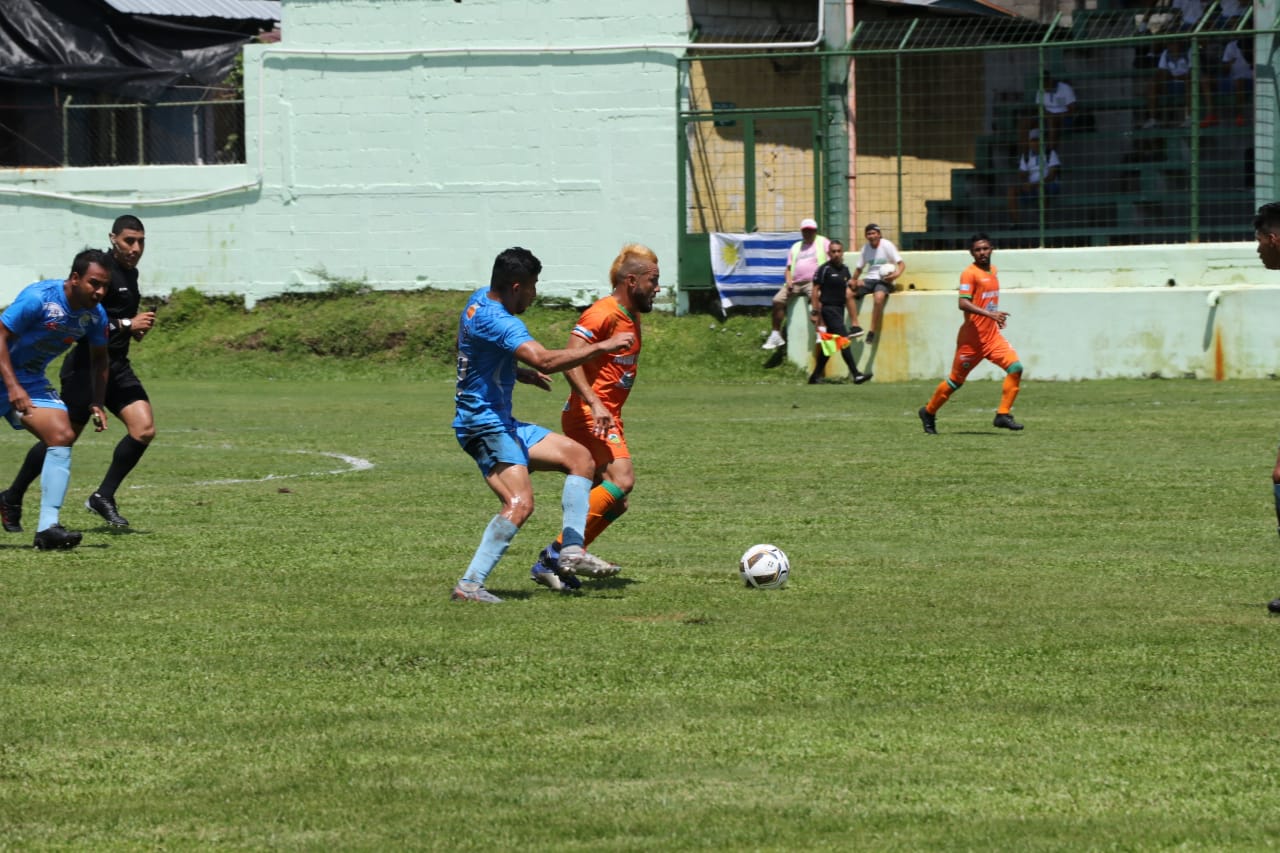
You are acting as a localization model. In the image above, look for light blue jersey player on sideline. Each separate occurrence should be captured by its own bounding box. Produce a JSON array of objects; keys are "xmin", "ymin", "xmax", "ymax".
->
[
  {"xmin": 451, "ymin": 247, "xmax": 635, "ymax": 603},
  {"xmin": 0, "ymin": 249, "xmax": 111, "ymax": 550}
]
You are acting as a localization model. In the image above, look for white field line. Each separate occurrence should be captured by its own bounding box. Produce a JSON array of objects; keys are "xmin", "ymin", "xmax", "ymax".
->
[{"xmin": 127, "ymin": 448, "xmax": 374, "ymax": 488}]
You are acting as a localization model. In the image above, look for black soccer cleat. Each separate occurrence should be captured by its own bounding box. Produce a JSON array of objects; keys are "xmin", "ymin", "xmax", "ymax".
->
[
  {"xmin": 993, "ymin": 413, "xmax": 1024, "ymax": 431},
  {"xmin": 0, "ymin": 489, "xmax": 23, "ymax": 533},
  {"xmin": 86, "ymin": 492, "xmax": 129, "ymax": 527},
  {"xmin": 33, "ymin": 524, "xmax": 82, "ymax": 550},
  {"xmin": 853, "ymin": 371, "xmax": 873, "ymax": 385},
  {"xmin": 918, "ymin": 406, "xmax": 938, "ymax": 435}
]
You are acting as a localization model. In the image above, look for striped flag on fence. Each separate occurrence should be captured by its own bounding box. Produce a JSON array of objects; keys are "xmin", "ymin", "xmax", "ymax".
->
[{"xmin": 709, "ymin": 231, "xmax": 799, "ymax": 310}]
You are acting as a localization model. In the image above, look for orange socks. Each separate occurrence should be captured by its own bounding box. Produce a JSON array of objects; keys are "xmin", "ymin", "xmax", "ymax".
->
[
  {"xmin": 554, "ymin": 480, "xmax": 628, "ymax": 550},
  {"xmin": 925, "ymin": 379, "xmax": 957, "ymax": 414},
  {"xmin": 998, "ymin": 371, "xmax": 1022, "ymax": 414}
]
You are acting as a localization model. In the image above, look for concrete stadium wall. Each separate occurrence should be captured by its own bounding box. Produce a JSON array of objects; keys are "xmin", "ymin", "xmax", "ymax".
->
[
  {"xmin": 792, "ymin": 241, "xmax": 1280, "ymax": 382},
  {"xmin": 0, "ymin": 0, "xmax": 687, "ymax": 306}
]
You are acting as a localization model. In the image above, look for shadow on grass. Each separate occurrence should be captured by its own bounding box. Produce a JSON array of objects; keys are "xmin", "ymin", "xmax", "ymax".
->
[
  {"xmin": 939, "ymin": 430, "xmax": 1027, "ymax": 437},
  {"xmin": 585, "ymin": 576, "xmax": 638, "ymax": 591},
  {"xmin": 82, "ymin": 525, "xmax": 151, "ymax": 536}
]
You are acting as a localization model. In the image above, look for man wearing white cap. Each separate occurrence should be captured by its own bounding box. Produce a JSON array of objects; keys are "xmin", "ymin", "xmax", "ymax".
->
[{"xmin": 763, "ymin": 218, "xmax": 828, "ymax": 350}]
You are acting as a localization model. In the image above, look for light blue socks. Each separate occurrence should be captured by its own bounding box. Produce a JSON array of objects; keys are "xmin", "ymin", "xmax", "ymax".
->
[
  {"xmin": 560, "ymin": 474, "xmax": 590, "ymax": 549},
  {"xmin": 38, "ymin": 446, "xmax": 71, "ymax": 531},
  {"xmin": 461, "ymin": 515, "xmax": 519, "ymax": 586}
]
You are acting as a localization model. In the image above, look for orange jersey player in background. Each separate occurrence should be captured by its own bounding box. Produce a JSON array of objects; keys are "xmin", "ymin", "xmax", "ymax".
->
[
  {"xmin": 918, "ymin": 232, "xmax": 1026, "ymax": 435},
  {"xmin": 530, "ymin": 244, "xmax": 661, "ymax": 591}
]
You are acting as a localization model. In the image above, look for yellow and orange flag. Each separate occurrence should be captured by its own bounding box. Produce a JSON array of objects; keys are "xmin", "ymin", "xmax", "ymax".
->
[{"xmin": 817, "ymin": 330, "xmax": 855, "ymax": 356}]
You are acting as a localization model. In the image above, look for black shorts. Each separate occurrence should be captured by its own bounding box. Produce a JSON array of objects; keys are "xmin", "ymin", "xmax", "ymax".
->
[
  {"xmin": 855, "ymin": 280, "xmax": 894, "ymax": 298},
  {"xmin": 60, "ymin": 362, "xmax": 149, "ymax": 425},
  {"xmin": 818, "ymin": 305, "xmax": 850, "ymax": 336}
]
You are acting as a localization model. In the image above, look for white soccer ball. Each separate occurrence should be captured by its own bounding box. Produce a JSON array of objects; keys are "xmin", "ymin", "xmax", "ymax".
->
[
  {"xmin": 877, "ymin": 263, "xmax": 897, "ymax": 279},
  {"xmin": 739, "ymin": 544, "xmax": 790, "ymax": 589}
]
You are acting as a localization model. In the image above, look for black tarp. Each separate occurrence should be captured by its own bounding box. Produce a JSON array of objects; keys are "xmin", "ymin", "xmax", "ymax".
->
[{"xmin": 0, "ymin": 0, "xmax": 273, "ymax": 101}]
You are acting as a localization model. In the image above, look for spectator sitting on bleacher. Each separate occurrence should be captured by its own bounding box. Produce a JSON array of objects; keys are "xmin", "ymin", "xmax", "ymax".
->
[
  {"xmin": 1170, "ymin": 0, "xmax": 1205, "ymax": 30},
  {"xmin": 1007, "ymin": 129, "xmax": 1060, "ymax": 225},
  {"xmin": 1215, "ymin": 0, "xmax": 1245, "ymax": 26},
  {"xmin": 1201, "ymin": 38, "xmax": 1253, "ymax": 128},
  {"xmin": 1034, "ymin": 71, "xmax": 1076, "ymax": 149},
  {"xmin": 1144, "ymin": 41, "xmax": 1191, "ymax": 128}
]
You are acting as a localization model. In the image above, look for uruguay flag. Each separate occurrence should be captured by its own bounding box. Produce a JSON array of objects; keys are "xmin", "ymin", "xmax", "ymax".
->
[{"xmin": 709, "ymin": 231, "xmax": 799, "ymax": 310}]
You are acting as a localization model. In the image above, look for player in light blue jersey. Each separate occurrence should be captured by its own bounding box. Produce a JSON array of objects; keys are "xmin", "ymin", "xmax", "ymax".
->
[
  {"xmin": 0, "ymin": 249, "xmax": 111, "ymax": 550},
  {"xmin": 451, "ymin": 247, "xmax": 635, "ymax": 603}
]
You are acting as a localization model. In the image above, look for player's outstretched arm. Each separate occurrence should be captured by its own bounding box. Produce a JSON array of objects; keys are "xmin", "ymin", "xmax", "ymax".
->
[{"xmin": 514, "ymin": 332, "xmax": 634, "ymax": 375}]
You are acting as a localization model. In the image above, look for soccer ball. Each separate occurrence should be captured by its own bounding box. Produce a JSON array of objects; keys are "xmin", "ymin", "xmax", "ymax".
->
[{"xmin": 739, "ymin": 544, "xmax": 790, "ymax": 589}]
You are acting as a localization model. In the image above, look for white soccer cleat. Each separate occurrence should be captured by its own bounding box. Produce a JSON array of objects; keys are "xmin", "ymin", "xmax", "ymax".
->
[{"xmin": 558, "ymin": 545, "xmax": 622, "ymax": 579}]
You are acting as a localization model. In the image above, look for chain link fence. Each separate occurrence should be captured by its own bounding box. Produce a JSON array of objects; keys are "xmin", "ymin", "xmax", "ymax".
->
[{"xmin": 847, "ymin": 10, "xmax": 1264, "ymax": 249}]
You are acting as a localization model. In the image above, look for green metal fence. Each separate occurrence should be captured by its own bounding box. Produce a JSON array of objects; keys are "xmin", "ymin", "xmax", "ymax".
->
[
  {"xmin": 845, "ymin": 10, "xmax": 1269, "ymax": 249},
  {"xmin": 679, "ymin": 7, "xmax": 1275, "ymax": 279}
]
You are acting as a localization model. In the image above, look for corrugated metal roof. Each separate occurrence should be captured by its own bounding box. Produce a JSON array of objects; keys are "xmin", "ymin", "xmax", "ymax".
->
[{"xmin": 103, "ymin": 0, "xmax": 281, "ymax": 19}]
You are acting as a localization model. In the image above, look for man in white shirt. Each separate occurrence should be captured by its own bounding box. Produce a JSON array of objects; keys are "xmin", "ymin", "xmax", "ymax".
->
[
  {"xmin": 850, "ymin": 223, "xmax": 905, "ymax": 346},
  {"xmin": 1035, "ymin": 71, "xmax": 1076, "ymax": 148},
  {"xmin": 1007, "ymin": 129, "xmax": 1061, "ymax": 223}
]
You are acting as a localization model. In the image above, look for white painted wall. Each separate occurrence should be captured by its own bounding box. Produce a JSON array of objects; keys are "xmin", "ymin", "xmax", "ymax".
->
[
  {"xmin": 793, "ymin": 241, "xmax": 1280, "ymax": 381},
  {"xmin": 0, "ymin": 0, "xmax": 687, "ymax": 306}
]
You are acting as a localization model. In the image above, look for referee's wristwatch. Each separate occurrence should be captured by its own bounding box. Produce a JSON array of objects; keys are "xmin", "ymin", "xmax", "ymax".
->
[{"xmin": 118, "ymin": 317, "xmax": 132, "ymax": 331}]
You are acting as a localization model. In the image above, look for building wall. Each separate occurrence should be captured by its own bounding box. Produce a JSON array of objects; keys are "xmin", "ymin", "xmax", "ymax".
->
[
  {"xmin": 0, "ymin": 0, "xmax": 687, "ymax": 306},
  {"xmin": 789, "ymin": 241, "xmax": 1279, "ymax": 381}
]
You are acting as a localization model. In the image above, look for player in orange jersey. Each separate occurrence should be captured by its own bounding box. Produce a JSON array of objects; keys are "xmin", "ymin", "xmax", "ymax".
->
[
  {"xmin": 530, "ymin": 244, "xmax": 661, "ymax": 591},
  {"xmin": 918, "ymin": 233, "xmax": 1025, "ymax": 435}
]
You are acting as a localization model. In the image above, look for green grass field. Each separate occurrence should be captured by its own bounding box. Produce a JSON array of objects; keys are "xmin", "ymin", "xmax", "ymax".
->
[{"xmin": 3, "ymin": 367, "xmax": 1280, "ymax": 849}]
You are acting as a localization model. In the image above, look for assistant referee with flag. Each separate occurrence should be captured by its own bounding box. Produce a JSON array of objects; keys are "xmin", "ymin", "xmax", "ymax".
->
[{"xmin": 808, "ymin": 239, "xmax": 870, "ymax": 385}]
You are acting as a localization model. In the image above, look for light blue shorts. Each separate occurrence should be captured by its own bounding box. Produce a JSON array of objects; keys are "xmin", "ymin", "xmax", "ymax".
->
[
  {"xmin": 457, "ymin": 420, "xmax": 552, "ymax": 476},
  {"xmin": 1, "ymin": 381, "xmax": 66, "ymax": 430}
]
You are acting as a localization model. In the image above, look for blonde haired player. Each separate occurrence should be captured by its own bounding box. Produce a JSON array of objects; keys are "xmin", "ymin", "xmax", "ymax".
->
[{"xmin": 531, "ymin": 244, "xmax": 661, "ymax": 591}]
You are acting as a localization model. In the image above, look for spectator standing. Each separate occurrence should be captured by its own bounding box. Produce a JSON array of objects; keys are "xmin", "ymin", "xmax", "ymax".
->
[{"xmin": 763, "ymin": 218, "xmax": 828, "ymax": 350}]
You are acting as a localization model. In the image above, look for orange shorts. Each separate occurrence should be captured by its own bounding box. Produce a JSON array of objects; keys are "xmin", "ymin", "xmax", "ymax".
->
[
  {"xmin": 562, "ymin": 405, "xmax": 630, "ymax": 470},
  {"xmin": 950, "ymin": 336, "xmax": 1020, "ymax": 382}
]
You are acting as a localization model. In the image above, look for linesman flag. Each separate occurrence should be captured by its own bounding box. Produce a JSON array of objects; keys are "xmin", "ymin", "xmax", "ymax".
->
[
  {"xmin": 709, "ymin": 231, "xmax": 800, "ymax": 310},
  {"xmin": 817, "ymin": 330, "xmax": 855, "ymax": 356}
]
